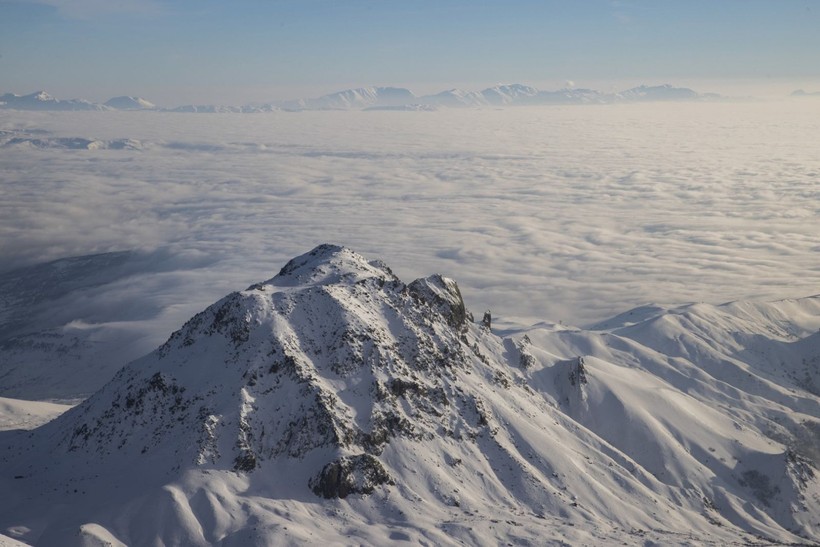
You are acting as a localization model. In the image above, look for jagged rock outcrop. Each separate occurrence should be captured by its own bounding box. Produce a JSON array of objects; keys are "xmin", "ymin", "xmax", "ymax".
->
[
  {"xmin": 407, "ymin": 274, "xmax": 470, "ymax": 329},
  {"xmin": 309, "ymin": 454, "xmax": 394, "ymax": 498}
]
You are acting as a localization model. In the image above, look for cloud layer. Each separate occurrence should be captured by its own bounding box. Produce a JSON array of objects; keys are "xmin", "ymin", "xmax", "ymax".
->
[{"xmin": 1, "ymin": 103, "xmax": 818, "ymax": 338}]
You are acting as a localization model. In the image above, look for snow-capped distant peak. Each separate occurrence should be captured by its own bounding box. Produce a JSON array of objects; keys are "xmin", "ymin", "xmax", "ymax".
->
[
  {"xmin": 480, "ymin": 84, "xmax": 541, "ymax": 105},
  {"xmin": 617, "ymin": 84, "xmax": 700, "ymax": 101},
  {"xmin": 30, "ymin": 91, "xmax": 54, "ymax": 102},
  {"xmin": 284, "ymin": 86, "xmax": 418, "ymax": 110},
  {"xmin": 418, "ymin": 88, "xmax": 488, "ymax": 107},
  {"xmin": 104, "ymin": 96, "xmax": 157, "ymax": 110}
]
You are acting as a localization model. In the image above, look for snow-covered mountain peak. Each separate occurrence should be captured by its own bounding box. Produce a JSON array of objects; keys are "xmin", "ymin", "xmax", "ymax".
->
[
  {"xmin": 282, "ymin": 87, "xmax": 418, "ymax": 110},
  {"xmin": 30, "ymin": 90, "xmax": 54, "ymax": 101},
  {"xmin": 262, "ymin": 244, "xmax": 397, "ymax": 287},
  {"xmin": 104, "ymin": 96, "xmax": 156, "ymax": 110},
  {"xmin": 35, "ymin": 244, "xmax": 481, "ymax": 475},
  {"xmin": 618, "ymin": 84, "xmax": 700, "ymax": 101},
  {"xmin": 481, "ymin": 83, "xmax": 540, "ymax": 105},
  {"xmin": 1, "ymin": 247, "xmax": 818, "ymax": 545}
]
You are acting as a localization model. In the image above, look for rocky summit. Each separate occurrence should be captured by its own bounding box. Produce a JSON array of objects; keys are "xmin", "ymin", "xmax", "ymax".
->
[{"xmin": 1, "ymin": 245, "xmax": 818, "ymax": 546}]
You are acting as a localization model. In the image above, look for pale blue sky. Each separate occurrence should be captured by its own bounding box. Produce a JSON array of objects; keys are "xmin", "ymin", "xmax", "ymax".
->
[{"xmin": 1, "ymin": 0, "xmax": 819, "ymax": 105}]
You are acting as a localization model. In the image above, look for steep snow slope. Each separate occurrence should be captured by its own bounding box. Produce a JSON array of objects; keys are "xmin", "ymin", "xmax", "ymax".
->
[
  {"xmin": 0, "ymin": 246, "xmax": 817, "ymax": 546},
  {"xmin": 517, "ymin": 296, "xmax": 820, "ymax": 540}
]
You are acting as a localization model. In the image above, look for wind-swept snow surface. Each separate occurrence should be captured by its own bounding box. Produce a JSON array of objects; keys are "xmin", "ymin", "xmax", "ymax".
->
[{"xmin": 1, "ymin": 246, "xmax": 817, "ymax": 546}]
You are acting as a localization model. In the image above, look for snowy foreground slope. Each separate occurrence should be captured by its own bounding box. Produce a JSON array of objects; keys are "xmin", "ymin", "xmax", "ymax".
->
[{"xmin": 1, "ymin": 245, "xmax": 818, "ymax": 546}]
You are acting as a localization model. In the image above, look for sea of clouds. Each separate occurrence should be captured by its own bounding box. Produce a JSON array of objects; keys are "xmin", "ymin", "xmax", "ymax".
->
[{"xmin": 1, "ymin": 102, "xmax": 818, "ymax": 351}]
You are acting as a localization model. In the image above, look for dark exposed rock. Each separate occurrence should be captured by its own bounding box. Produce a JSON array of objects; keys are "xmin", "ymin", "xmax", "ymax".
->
[
  {"xmin": 738, "ymin": 470, "xmax": 780, "ymax": 506},
  {"xmin": 233, "ymin": 451, "xmax": 257, "ymax": 472},
  {"xmin": 309, "ymin": 454, "xmax": 393, "ymax": 499},
  {"xmin": 388, "ymin": 378, "xmax": 425, "ymax": 398},
  {"xmin": 519, "ymin": 352, "xmax": 536, "ymax": 369},
  {"xmin": 482, "ymin": 311, "xmax": 492, "ymax": 330},
  {"xmin": 408, "ymin": 275, "xmax": 469, "ymax": 329},
  {"xmin": 568, "ymin": 356, "xmax": 587, "ymax": 387},
  {"xmin": 517, "ymin": 335, "xmax": 536, "ymax": 369}
]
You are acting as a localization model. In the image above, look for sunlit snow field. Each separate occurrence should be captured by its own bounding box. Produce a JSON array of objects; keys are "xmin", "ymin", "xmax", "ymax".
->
[{"xmin": 1, "ymin": 101, "xmax": 818, "ymax": 338}]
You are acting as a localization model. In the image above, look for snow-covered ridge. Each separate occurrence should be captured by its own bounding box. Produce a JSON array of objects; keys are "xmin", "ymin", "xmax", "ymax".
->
[
  {"xmin": 0, "ymin": 245, "xmax": 817, "ymax": 546},
  {"xmin": 0, "ymin": 91, "xmax": 107, "ymax": 111},
  {"xmin": 279, "ymin": 83, "xmax": 721, "ymax": 110},
  {"xmin": 0, "ymin": 82, "xmax": 725, "ymax": 113}
]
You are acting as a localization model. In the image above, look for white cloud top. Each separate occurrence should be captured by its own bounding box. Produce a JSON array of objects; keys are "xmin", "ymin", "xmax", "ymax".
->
[{"xmin": 1, "ymin": 102, "xmax": 818, "ymax": 337}]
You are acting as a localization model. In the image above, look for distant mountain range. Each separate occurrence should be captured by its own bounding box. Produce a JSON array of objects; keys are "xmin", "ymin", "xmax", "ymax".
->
[
  {"xmin": 264, "ymin": 83, "xmax": 721, "ymax": 110},
  {"xmin": 1, "ymin": 83, "xmax": 728, "ymax": 113}
]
